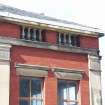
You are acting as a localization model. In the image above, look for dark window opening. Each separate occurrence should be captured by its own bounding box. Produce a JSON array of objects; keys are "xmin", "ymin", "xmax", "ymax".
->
[
  {"xmin": 19, "ymin": 77, "xmax": 43, "ymax": 105},
  {"xmin": 71, "ymin": 36, "xmax": 76, "ymax": 46},
  {"xmin": 24, "ymin": 27, "xmax": 28, "ymax": 40},
  {"xmin": 21, "ymin": 26, "xmax": 46, "ymax": 42},
  {"xmin": 60, "ymin": 33, "xmax": 65, "ymax": 44},
  {"xmin": 36, "ymin": 29, "xmax": 40, "ymax": 41},
  {"xmin": 57, "ymin": 32, "xmax": 80, "ymax": 47},
  {"xmin": 76, "ymin": 36, "xmax": 80, "ymax": 47},
  {"xmin": 65, "ymin": 34, "xmax": 69, "ymax": 44}
]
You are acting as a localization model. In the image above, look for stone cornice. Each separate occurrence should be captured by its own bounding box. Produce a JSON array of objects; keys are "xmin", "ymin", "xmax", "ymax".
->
[
  {"xmin": 54, "ymin": 67, "xmax": 84, "ymax": 80},
  {"xmin": 16, "ymin": 64, "xmax": 49, "ymax": 71},
  {"xmin": 54, "ymin": 67, "xmax": 84, "ymax": 74},
  {"xmin": 16, "ymin": 63, "xmax": 84, "ymax": 79},
  {"xmin": 0, "ymin": 36, "xmax": 99, "ymax": 56}
]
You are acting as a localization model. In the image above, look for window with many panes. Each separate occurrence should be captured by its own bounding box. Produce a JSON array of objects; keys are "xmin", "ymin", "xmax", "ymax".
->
[
  {"xmin": 21, "ymin": 27, "xmax": 46, "ymax": 42},
  {"xmin": 58, "ymin": 80, "xmax": 78, "ymax": 105},
  {"xmin": 19, "ymin": 77, "xmax": 43, "ymax": 105},
  {"xmin": 57, "ymin": 33, "xmax": 80, "ymax": 47}
]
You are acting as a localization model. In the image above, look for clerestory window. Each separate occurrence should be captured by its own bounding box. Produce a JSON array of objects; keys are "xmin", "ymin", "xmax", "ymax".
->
[
  {"xmin": 57, "ymin": 33, "xmax": 80, "ymax": 47},
  {"xmin": 58, "ymin": 80, "xmax": 78, "ymax": 105},
  {"xmin": 19, "ymin": 77, "xmax": 43, "ymax": 105},
  {"xmin": 21, "ymin": 27, "xmax": 46, "ymax": 42}
]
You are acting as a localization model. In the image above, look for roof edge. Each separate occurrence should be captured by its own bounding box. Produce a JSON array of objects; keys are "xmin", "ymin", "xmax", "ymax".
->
[{"xmin": 0, "ymin": 3, "xmax": 104, "ymax": 37}]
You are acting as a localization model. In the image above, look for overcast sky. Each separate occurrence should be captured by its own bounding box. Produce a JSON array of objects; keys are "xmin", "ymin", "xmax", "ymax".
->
[{"xmin": 0, "ymin": 0, "xmax": 105, "ymax": 104}]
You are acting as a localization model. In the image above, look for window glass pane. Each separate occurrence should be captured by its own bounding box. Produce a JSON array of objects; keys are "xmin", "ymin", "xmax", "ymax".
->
[
  {"xmin": 31, "ymin": 100, "xmax": 37, "ymax": 105},
  {"xmin": 31, "ymin": 100, "xmax": 42, "ymax": 105},
  {"xmin": 58, "ymin": 80, "xmax": 77, "ymax": 105},
  {"xmin": 69, "ymin": 86, "xmax": 76, "ymax": 100},
  {"xmin": 20, "ymin": 100, "xmax": 29, "ymax": 105},
  {"xmin": 58, "ymin": 80, "xmax": 68, "ymax": 105},
  {"xmin": 37, "ymin": 100, "xmax": 42, "ymax": 105},
  {"xmin": 63, "ymin": 88, "xmax": 67, "ymax": 99},
  {"xmin": 64, "ymin": 102, "xmax": 67, "ymax": 105},
  {"xmin": 20, "ymin": 79, "xmax": 30, "ymax": 97},
  {"xmin": 31, "ymin": 78, "xmax": 42, "ymax": 98},
  {"xmin": 70, "ymin": 102, "xmax": 77, "ymax": 105}
]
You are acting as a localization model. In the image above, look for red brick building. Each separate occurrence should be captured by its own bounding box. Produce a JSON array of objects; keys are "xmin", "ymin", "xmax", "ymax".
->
[{"xmin": 0, "ymin": 4, "xmax": 104, "ymax": 105}]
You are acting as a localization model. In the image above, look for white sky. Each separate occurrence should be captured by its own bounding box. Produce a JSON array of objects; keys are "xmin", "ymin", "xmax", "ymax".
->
[{"xmin": 0, "ymin": 0, "xmax": 105, "ymax": 104}]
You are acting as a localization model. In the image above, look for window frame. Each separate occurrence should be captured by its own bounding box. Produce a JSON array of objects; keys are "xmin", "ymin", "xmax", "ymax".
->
[
  {"xmin": 58, "ymin": 79, "xmax": 79, "ymax": 105},
  {"xmin": 19, "ymin": 76, "xmax": 44, "ymax": 105}
]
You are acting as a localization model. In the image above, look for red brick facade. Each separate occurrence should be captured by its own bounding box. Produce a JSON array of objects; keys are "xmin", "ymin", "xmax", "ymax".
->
[
  {"xmin": 0, "ymin": 21, "xmax": 99, "ymax": 105},
  {"xmin": 0, "ymin": 22, "xmax": 99, "ymax": 49},
  {"xmin": 0, "ymin": 4, "xmax": 103, "ymax": 105},
  {"xmin": 0, "ymin": 22, "xmax": 20, "ymax": 38}
]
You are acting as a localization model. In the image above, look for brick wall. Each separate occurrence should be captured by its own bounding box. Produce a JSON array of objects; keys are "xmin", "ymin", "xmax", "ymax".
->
[
  {"xmin": 0, "ymin": 22, "xmax": 20, "ymax": 38},
  {"xmin": 44, "ymin": 71, "xmax": 57, "ymax": 105},
  {"xmin": 80, "ymin": 73, "xmax": 90, "ymax": 105},
  {"xmin": 45, "ymin": 30, "xmax": 57, "ymax": 44},
  {"xmin": 0, "ymin": 22, "xmax": 99, "ymax": 49},
  {"xmin": 10, "ymin": 45, "xmax": 90, "ymax": 105},
  {"xmin": 0, "ymin": 22, "xmax": 98, "ymax": 105},
  {"xmin": 80, "ymin": 36, "xmax": 99, "ymax": 49},
  {"xmin": 10, "ymin": 46, "xmax": 88, "ymax": 70}
]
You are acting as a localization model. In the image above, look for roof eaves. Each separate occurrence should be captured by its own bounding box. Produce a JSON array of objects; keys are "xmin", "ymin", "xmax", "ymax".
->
[{"xmin": 0, "ymin": 3, "xmax": 104, "ymax": 37}]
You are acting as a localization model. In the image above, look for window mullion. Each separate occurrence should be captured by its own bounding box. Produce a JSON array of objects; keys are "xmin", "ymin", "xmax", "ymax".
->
[{"xmin": 67, "ymin": 85, "xmax": 69, "ymax": 101}]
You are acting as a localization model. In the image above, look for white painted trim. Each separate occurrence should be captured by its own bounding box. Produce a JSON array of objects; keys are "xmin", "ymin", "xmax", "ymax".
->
[
  {"xmin": 0, "ymin": 43, "xmax": 11, "ymax": 105},
  {"xmin": 16, "ymin": 64, "xmax": 49, "ymax": 77},
  {"xmin": 88, "ymin": 54, "xmax": 102, "ymax": 105},
  {"xmin": 22, "ymin": 26, "xmax": 25, "ymax": 39}
]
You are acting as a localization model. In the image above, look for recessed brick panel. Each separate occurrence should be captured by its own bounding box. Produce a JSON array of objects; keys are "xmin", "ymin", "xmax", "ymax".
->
[
  {"xmin": 0, "ymin": 22, "xmax": 20, "ymax": 38},
  {"xmin": 80, "ymin": 36, "xmax": 99, "ymax": 49},
  {"xmin": 46, "ymin": 30, "xmax": 57, "ymax": 44}
]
